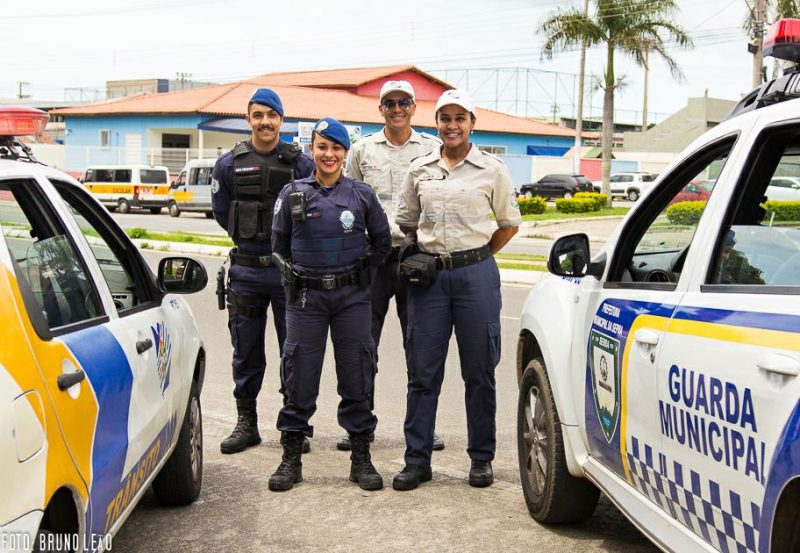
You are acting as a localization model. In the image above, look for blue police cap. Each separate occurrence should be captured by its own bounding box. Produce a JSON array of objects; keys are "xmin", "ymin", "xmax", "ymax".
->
[
  {"xmin": 249, "ymin": 88, "xmax": 284, "ymax": 117},
  {"xmin": 313, "ymin": 117, "xmax": 350, "ymax": 150}
]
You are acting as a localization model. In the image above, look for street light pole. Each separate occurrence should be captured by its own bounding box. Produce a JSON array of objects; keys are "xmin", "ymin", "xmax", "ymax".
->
[{"xmin": 573, "ymin": 0, "xmax": 590, "ymax": 175}]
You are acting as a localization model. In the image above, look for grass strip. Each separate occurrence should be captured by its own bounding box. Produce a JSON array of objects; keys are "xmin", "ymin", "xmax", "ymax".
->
[{"xmin": 522, "ymin": 206, "xmax": 629, "ymax": 221}]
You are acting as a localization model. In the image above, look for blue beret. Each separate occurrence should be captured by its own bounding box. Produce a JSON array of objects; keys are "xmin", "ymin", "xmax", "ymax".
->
[
  {"xmin": 249, "ymin": 88, "xmax": 284, "ymax": 117},
  {"xmin": 313, "ymin": 117, "xmax": 350, "ymax": 150}
]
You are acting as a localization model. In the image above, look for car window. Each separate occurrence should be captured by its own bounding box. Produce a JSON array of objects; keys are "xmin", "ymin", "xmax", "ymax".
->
[
  {"xmin": 621, "ymin": 175, "xmax": 633, "ymax": 182},
  {"xmin": 197, "ymin": 166, "xmax": 213, "ymax": 186},
  {"xmin": 643, "ymin": 174, "xmax": 656, "ymax": 182},
  {"xmin": 0, "ymin": 179, "xmax": 103, "ymax": 332},
  {"xmin": 141, "ymin": 169, "xmax": 167, "ymax": 184},
  {"xmin": 50, "ymin": 179, "xmax": 157, "ymax": 311},
  {"xmin": 707, "ymin": 126, "xmax": 800, "ymax": 288},
  {"xmin": 94, "ymin": 169, "xmax": 114, "ymax": 182},
  {"xmin": 114, "ymin": 169, "xmax": 132, "ymax": 183},
  {"xmin": 607, "ymin": 136, "xmax": 734, "ymax": 286}
]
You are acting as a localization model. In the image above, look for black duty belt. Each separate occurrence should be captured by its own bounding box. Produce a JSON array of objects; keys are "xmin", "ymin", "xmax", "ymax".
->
[
  {"xmin": 297, "ymin": 269, "xmax": 360, "ymax": 291},
  {"xmin": 229, "ymin": 248, "xmax": 273, "ymax": 267},
  {"xmin": 387, "ymin": 246, "xmax": 402, "ymax": 261},
  {"xmin": 435, "ymin": 244, "xmax": 492, "ymax": 270}
]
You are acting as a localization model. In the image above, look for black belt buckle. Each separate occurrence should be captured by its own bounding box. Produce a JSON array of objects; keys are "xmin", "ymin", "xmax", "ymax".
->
[
  {"xmin": 321, "ymin": 275, "xmax": 336, "ymax": 290},
  {"xmin": 258, "ymin": 255, "xmax": 271, "ymax": 267},
  {"xmin": 439, "ymin": 251, "xmax": 453, "ymax": 270}
]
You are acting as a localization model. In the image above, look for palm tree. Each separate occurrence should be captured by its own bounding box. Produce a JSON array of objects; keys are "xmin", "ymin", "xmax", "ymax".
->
[{"xmin": 539, "ymin": 0, "xmax": 692, "ymax": 204}]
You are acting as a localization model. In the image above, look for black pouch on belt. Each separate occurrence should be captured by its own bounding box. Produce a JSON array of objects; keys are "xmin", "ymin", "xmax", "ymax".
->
[{"xmin": 398, "ymin": 252, "xmax": 438, "ymax": 287}]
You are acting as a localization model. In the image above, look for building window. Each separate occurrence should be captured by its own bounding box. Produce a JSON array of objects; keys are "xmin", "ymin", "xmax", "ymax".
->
[
  {"xmin": 99, "ymin": 129, "xmax": 110, "ymax": 148},
  {"xmin": 478, "ymin": 145, "xmax": 507, "ymax": 155}
]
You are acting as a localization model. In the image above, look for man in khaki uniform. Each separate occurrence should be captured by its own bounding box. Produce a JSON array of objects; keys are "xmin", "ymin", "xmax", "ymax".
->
[{"xmin": 339, "ymin": 80, "xmax": 444, "ymax": 451}]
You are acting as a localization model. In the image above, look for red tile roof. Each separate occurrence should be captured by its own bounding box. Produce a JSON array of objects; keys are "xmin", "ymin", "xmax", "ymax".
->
[
  {"xmin": 248, "ymin": 65, "xmax": 452, "ymax": 90},
  {"xmin": 53, "ymin": 70, "xmax": 582, "ymax": 138}
]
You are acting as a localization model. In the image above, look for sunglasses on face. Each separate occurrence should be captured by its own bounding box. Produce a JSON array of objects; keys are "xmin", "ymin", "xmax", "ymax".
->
[{"xmin": 381, "ymin": 98, "xmax": 414, "ymax": 110}]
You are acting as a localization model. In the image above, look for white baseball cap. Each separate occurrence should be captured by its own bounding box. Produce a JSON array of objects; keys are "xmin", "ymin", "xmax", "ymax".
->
[
  {"xmin": 435, "ymin": 89, "xmax": 475, "ymax": 115},
  {"xmin": 379, "ymin": 80, "xmax": 415, "ymax": 102}
]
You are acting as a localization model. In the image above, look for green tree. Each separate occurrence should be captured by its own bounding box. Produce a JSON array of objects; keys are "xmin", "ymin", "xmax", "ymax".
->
[{"xmin": 539, "ymin": 0, "xmax": 692, "ymax": 204}]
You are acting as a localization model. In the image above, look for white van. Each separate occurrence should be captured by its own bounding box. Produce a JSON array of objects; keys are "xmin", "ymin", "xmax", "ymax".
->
[
  {"xmin": 80, "ymin": 165, "xmax": 171, "ymax": 214},
  {"xmin": 167, "ymin": 159, "xmax": 216, "ymax": 218}
]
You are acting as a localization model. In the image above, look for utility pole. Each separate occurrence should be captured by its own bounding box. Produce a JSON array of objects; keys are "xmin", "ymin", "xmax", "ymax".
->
[
  {"xmin": 573, "ymin": 0, "xmax": 590, "ymax": 175},
  {"xmin": 752, "ymin": 0, "xmax": 767, "ymax": 87},
  {"xmin": 642, "ymin": 49, "xmax": 649, "ymax": 131},
  {"xmin": 17, "ymin": 81, "xmax": 30, "ymax": 100}
]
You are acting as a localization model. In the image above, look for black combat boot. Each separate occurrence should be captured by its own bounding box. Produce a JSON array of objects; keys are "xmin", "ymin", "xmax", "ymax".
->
[
  {"xmin": 348, "ymin": 433, "xmax": 383, "ymax": 491},
  {"xmin": 268, "ymin": 432, "xmax": 305, "ymax": 492},
  {"xmin": 220, "ymin": 398, "xmax": 261, "ymax": 454}
]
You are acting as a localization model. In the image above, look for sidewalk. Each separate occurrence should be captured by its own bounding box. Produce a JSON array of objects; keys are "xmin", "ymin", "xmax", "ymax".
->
[{"xmin": 133, "ymin": 216, "xmax": 624, "ymax": 289}]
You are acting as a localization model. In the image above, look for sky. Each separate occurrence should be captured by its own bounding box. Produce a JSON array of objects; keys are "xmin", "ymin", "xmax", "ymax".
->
[{"xmin": 1, "ymin": 0, "xmax": 758, "ymax": 125}]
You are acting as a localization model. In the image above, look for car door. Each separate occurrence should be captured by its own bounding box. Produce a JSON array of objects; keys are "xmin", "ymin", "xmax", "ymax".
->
[
  {"xmin": 573, "ymin": 135, "xmax": 739, "ymax": 515},
  {"xmin": 0, "ymin": 175, "xmax": 122, "ymax": 540},
  {"xmin": 657, "ymin": 122, "xmax": 800, "ymax": 553},
  {"xmin": 47, "ymin": 177, "xmax": 191, "ymax": 535}
]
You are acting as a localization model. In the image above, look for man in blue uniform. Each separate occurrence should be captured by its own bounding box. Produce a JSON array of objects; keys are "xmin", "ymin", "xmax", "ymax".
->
[
  {"xmin": 268, "ymin": 118, "xmax": 391, "ymax": 492},
  {"xmin": 212, "ymin": 88, "xmax": 314, "ymax": 455}
]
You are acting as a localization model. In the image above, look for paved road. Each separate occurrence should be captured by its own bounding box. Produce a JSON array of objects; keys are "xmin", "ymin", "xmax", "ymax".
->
[{"xmin": 111, "ymin": 251, "xmax": 656, "ymax": 553}]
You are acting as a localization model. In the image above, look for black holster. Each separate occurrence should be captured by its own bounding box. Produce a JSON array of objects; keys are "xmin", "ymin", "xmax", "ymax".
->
[
  {"xmin": 226, "ymin": 289, "xmax": 268, "ymax": 319},
  {"xmin": 271, "ymin": 253, "xmax": 298, "ymax": 303},
  {"xmin": 216, "ymin": 265, "xmax": 227, "ymax": 310},
  {"xmin": 357, "ymin": 256, "xmax": 372, "ymax": 289}
]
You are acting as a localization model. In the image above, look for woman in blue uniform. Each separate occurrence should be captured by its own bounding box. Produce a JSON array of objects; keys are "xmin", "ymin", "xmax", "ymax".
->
[
  {"xmin": 268, "ymin": 118, "xmax": 391, "ymax": 492},
  {"xmin": 393, "ymin": 90, "xmax": 522, "ymax": 490}
]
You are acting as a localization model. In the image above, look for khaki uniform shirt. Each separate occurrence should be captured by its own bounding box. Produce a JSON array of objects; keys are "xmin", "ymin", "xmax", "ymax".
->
[
  {"xmin": 395, "ymin": 144, "xmax": 522, "ymax": 253},
  {"xmin": 345, "ymin": 129, "xmax": 440, "ymax": 246}
]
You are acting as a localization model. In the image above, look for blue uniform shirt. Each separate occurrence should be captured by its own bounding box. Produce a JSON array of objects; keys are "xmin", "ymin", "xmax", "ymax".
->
[
  {"xmin": 272, "ymin": 174, "xmax": 391, "ymax": 274},
  {"xmin": 211, "ymin": 141, "xmax": 315, "ymax": 255}
]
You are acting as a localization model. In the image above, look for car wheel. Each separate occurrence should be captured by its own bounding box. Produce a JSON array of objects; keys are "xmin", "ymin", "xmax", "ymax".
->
[
  {"xmin": 117, "ymin": 198, "xmax": 131, "ymax": 214},
  {"xmin": 518, "ymin": 357, "xmax": 599, "ymax": 523},
  {"xmin": 204, "ymin": 211, "xmax": 214, "ymax": 219},
  {"xmin": 152, "ymin": 381, "xmax": 203, "ymax": 506},
  {"xmin": 562, "ymin": 191, "xmax": 573, "ymax": 199},
  {"xmin": 149, "ymin": 207, "xmax": 162, "ymax": 215},
  {"xmin": 628, "ymin": 189, "xmax": 640, "ymax": 202},
  {"xmin": 169, "ymin": 201, "xmax": 181, "ymax": 218},
  {"xmin": 524, "ymin": 190, "xmax": 534, "ymax": 198}
]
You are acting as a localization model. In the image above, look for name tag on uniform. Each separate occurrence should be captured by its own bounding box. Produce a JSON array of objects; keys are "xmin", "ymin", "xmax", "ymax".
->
[
  {"xmin": 234, "ymin": 166, "xmax": 260, "ymax": 174},
  {"xmin": 306, "ymin": 210, "xmax": 321, "ymax": 218},
  {"xmin": 419, "ymin": 175, "xmax": 446, "ymax": 181}
]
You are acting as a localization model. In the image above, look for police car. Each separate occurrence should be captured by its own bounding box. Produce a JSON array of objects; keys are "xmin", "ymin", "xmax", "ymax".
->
[
  {"xmin": 517, "ymin": 20, "xmax": 800, "ymax": 553},
  {"xmin": 0, "ymin": 108, "xmax": 207, "ymax": 552}
]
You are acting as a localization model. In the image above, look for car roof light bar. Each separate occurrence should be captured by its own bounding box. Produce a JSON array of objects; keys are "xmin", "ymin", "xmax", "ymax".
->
[{"xmin": 764, "ymin": 18, "xmax": 800, "ymax": 62}]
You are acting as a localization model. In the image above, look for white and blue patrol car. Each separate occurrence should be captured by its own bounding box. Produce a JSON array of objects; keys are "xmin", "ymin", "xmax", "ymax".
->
[
  {"xmin": 517, "ymin": 19, "xmax": 800, "ymax": 553},
  {"xmin": 0, "ymin": 108, "xmax": 207, "ymax": 552}
]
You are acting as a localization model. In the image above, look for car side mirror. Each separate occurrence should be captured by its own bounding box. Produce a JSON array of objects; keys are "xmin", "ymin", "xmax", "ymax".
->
[
  {"xmin": 157, "ymin": 257, "xmax": 208, "ymax": 294},
  {"xmin": 548, "ymin": 233, "xmax": 591, "ymax": 277}
]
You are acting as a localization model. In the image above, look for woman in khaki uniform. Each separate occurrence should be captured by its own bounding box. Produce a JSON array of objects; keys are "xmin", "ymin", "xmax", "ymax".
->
[{"xmin": 393, "ymin": 90, "xmax": 522, "ymax": 491}]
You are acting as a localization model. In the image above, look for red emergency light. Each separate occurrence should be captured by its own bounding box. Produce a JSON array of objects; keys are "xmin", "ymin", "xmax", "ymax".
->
[
  {"xmin": 764, "ymin": 18, "xmax": 800, "ymax": 62},
  {"xmin": 0, "ymin": 107, "xmax": 49, "ymax": 137}
]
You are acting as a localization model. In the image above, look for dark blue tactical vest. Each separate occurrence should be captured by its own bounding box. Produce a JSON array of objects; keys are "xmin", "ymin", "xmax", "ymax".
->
[
  {"xmin": 230, "ymin": 141, "xmax": 300, "ymax": 242},
  {"xmin": 290, "ymin": 179, "xmax": 369, "ymax": 272}
]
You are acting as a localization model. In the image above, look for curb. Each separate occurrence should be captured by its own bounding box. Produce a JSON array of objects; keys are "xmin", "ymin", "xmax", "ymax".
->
[{"xmin": 133, "ymin": 239, "xmax": 542, "ymax": 287}]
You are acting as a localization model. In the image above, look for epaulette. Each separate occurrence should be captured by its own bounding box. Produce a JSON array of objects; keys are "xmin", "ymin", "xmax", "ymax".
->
[
  {"xmin": 419, "ymin": 131, "xmax": 442, "ymax": 144},
  {"xmin": 410, "ymin": 150, "xmax": 438, "ymax": 166},
  {"xmin": 479, "ymin": 149, "xmax": 504, "ymax": 164},
  {"xmin": 232, "ymin": 141, "xmax": 250, "ymax": 157}
]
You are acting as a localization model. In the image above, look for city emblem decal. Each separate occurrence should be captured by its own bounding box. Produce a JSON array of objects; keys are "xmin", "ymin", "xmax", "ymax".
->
[
  {"xmin": 590, "ymin": 330, "xmax": 620, "ymax": 443},
  {"xmin": 340, "ymin": 210, "xmax": 355, "ymax": 231},
  {"xmin": 151, "ymin": 321, "xmax": 173, "ymax": 396}
]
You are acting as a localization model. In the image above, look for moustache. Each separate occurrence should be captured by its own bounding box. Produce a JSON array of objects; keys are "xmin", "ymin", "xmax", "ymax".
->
[{"xmin": 258, "ymin": 125, "xmax": 275, "ymax": 132}]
